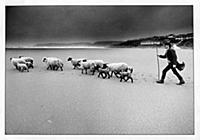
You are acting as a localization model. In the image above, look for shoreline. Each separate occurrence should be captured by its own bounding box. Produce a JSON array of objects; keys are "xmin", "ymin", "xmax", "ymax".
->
[{"xmin": 5, "ymin": 46, "xmax": 193, "ymax": 50}]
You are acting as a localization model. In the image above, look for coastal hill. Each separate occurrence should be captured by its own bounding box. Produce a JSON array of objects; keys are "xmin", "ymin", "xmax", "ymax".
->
[{"xmin": 94, "ymin": 33, "xmax": 193, "ymax": 48}]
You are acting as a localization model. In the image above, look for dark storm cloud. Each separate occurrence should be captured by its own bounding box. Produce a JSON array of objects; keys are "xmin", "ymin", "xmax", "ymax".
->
[{"xmin": 6, "ymin": 6, "xmax": 193, "ymax": 43}]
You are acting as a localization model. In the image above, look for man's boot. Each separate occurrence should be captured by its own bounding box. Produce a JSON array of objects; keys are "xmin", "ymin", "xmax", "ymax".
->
[
  {"xmin": 156, "ymin": 79, "xmax": 164, "ymax": 84},
  {"xmin": 177, "ymin": 79, "xmax": 185, "ymax": 85}
]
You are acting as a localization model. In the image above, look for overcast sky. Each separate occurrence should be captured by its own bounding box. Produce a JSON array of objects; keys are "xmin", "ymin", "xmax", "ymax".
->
[{"xmin": 6, "ymin": 6, "xmax": 193, "ymax": 43}]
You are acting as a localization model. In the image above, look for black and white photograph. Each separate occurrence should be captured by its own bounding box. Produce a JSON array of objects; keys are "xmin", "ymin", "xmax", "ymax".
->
[{"xmin": 2, "ymin": 0, "xmax": 200, "ymax": 138}]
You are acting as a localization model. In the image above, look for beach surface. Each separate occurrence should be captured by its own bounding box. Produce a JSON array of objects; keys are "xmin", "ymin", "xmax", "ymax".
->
[{"xmin": 5, "ymin": 48, "xmax": 193, "ymax": 134}]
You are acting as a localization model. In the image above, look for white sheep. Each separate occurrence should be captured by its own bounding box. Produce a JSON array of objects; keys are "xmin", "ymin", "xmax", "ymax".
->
[
  {"xmin": 10, "ymin": 57, "xmax": 26, "ymax": 70},
  {"xmin": 79, "ymin": 60, "xmax": 96, "ymax": 74},
  {"xmin": 79, "ymin": 59, "xmax": 105, "ymax": 75},
  {"xmin": 19, "ymin": 56, "xmax": 34, "ymax": 64},
  {"xmin": 67, "ymin": 57, "xmax": 87, "ymax": 69},
  {"xmin": 16, "ymin": 63, "xmax": 29, "ymax": 72},
  {"xmin": 42, "ymin": 57, "xmax": 64, "ymax": 71},
  {"xmin": 102, "ymin": 62, "xmax": 129, "ymax": 78},
  {"xmin": 92, "ymin": 60, "xmax": 105, "ymax": 70}
]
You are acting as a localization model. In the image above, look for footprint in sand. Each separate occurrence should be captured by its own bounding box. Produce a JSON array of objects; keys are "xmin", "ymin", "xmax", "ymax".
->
[{"xmin": 47, "ymin": 120, "xmax": 53, "ymax": 124}]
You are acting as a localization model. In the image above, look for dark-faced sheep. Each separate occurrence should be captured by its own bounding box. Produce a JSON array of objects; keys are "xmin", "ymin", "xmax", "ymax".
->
[
  {"xmin": 98, "ymin": 68, "xmax": 110, "ymax": 79},
  {"xmin": 67, "ymin": 57, "xmax": 87, "ymax": 69},
  {"xmin": 79, "ymin": 59, "xmax": 105, "ymax": 75},
  {"xmin": 119, "ymin": 71, "xmax": 133, "ymax": 83},
  {"xmin": 25, "ymin": 62, "xmax": 34, "ymax": 69},
  {"xmin": 102, "ymin": 62, "xmax": 129, "ymax": 78},
  {"xmin": 78, "ymin": 60, "xmax": 96, "ymax": 74},
  {"xmin": 92, "ymin": 60, "xmax": 105, "ymax": 73}
]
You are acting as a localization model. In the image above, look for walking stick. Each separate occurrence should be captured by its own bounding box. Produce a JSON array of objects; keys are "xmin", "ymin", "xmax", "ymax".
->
[{"xmin": 156, "ymin": 46, "xmax": 160, "ymax": 80}]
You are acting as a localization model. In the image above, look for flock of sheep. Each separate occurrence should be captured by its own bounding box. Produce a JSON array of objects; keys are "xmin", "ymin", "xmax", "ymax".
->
[{"xmin": 10, "ymin": 56, "xmax": 134, "ymax": 83}]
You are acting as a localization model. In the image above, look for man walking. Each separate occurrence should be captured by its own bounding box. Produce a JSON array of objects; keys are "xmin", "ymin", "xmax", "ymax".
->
[{"xmin": 156, "ymin": 42, "xmax": 185, "ymax": 85}]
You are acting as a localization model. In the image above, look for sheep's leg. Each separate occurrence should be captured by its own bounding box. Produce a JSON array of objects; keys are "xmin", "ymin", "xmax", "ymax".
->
[
  {"xmin": 81, "ymin": 69, "xmax": 84, "ymax": 74},
  {"xmin": 107, "ymin": 72, "xmax": 111, "ymax": 79},
  {"xmin": 92, "ymin": 69, "xmax": 95, "ymax": 75},
  {"xmin": 110, "ymin": 71, "xmax": 113, "ymax": 77},
  {"xmin": 120, "ymin": 75, "xmax": 123, "ymax": 82},
  {"xmin": 129, "ymin": 77, "xmax": 133, "ymax": 83},
  {"xmin": 56, "ymin": 66, "xmax": 59, "ymax": 71},
  {"xmin": 60, "ymin": 66, "xmax": 63, "ymax": 71},
  {"xmin": 123, "ymin": 76, "xmax": 128, "ymax": 81},
  {"xmin": 124, "ymin": 76, "xmax": 133, "ymax": 83},
  {"xmin": 85, "ymin": 69, "xmax": 87, "ymax": 74},
  {"xmin": 101, "ymin": 71, "xmax": 107, "ymax": 79},
  {"xmin": 104, "ymin": 72, "xmax": 108, "ymax": 79},
  {"xmin": 27, "ymin": 68, "xmax": 29, "ymax": 72},
  {"xmin": 55, "ymin": 65, "xmax": 59, "ymax": 71},
  {"xmin": 111, "ymin": 71, "xmax": 113, "ymax": 77},
  {"xmin": 55, "ymin": 66, "xmax": 59, "ymax": 71},
  {"xmin": 124, "ymin": 76, "xmax": 129, "ymax": 82},
  {"xmin": 98, "ymin": 72, "xmax": 102, "ymax": 78},
  {"xmin": 115, "ymin": 71, "xmax": 121, "ymax": 78},
  {"xmin": 51, "ymin": 65, "xmax": 54, "ymax": 70},
  {"xmin": 114, "ymin": 71, "xmax": 117, "ymax": 77},
  {"xmin": 47, "ymin": 65, "xmax": 50, "ymax": 70},
  {"xmin": 52, "ymin": 65, "xmax": 55, "ymax": 70}
]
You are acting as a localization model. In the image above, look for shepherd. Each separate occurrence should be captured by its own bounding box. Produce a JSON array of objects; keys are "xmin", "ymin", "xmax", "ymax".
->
[{"xmin": 156, "ymin": 42, "xmax": 185, "ymax": 85}]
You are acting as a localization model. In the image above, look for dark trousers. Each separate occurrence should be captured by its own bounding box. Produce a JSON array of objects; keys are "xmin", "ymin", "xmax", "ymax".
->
[{"xmin": 161, "ymin": 63, "xmax": 183, "ymax": 81}]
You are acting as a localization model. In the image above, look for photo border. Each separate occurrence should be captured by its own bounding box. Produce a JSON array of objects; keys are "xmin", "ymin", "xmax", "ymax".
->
[{"xmin": 1, "ymin": 0, "xmax": 200, "ymax": 140}]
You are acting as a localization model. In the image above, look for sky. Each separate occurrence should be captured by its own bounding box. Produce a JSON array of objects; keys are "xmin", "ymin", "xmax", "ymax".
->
[{"xmin": 6, "ymin": 6, "xmax": 193, "ymax": 44}]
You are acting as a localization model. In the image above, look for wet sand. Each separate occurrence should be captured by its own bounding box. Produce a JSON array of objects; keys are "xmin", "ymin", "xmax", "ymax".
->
[{"xmin": 5, "ymin": 48, "xmax": 193, "ymax": 134}]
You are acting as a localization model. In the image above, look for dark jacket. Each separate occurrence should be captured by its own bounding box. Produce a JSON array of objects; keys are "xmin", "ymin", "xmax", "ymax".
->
[{"xmin": 159, "ymin": 48, "xmax": 177, "ymax": 65}]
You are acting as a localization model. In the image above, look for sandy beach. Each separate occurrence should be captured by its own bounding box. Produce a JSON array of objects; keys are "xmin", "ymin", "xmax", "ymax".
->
[{"xmin": 5, "ymin": 48, "xmax": 193, "ymax": 134}]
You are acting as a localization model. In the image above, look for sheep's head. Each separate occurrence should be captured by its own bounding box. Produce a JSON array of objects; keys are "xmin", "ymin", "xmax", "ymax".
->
[
  {"xmin": 82, "ymin": 59, "xmax": 87, "ymax": 62},
  {"xmin": 102, "ymin": 63, "xmax": 108, "ymax": 69},
  {"xmin": 19, "ymin": 56, "xmax": 24, "ymax": 58},
  {"xmin": 67, "ymin": 57, "xmax": 72, "ymax": 61},
  {"xmin": 10, "ymin": 58, "xmax": 13, "ymax": 61},
  {"xmin": 76, "ymin": 61, "xmax": 81, "ymax": 67},
  {"xmin": 42, "ymin": 57, "xmax": 47, "ymax": 62},
  {"xmin": 128, "ymin": 67, "xmax": 134, "ymax": 73}
]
